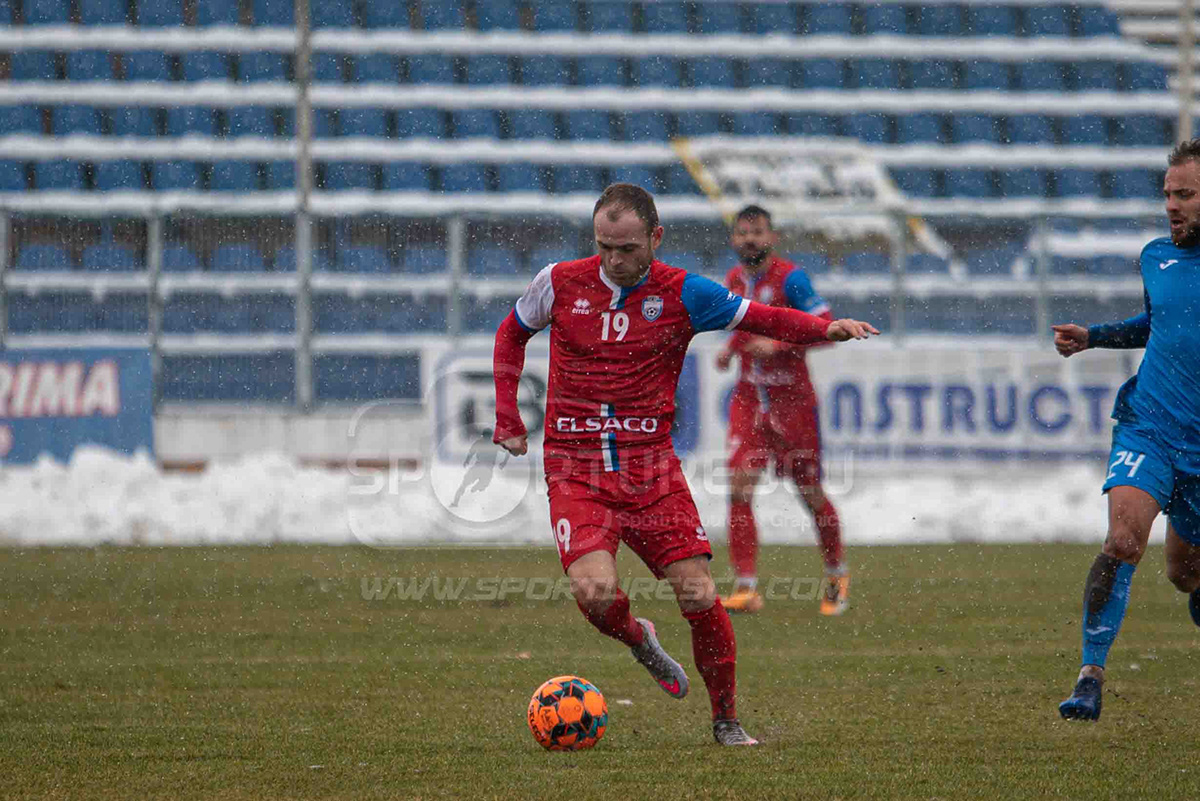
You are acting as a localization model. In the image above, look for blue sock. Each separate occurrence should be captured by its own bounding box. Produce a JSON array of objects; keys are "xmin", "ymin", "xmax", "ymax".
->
[{"xmin": 1080, "ymin": 560, "xmax": 1136, "ymax": 669}]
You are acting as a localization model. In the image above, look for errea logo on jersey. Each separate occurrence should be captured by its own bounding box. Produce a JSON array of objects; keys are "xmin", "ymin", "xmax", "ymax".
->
[{"xmin": 572, "ymin": 298, "xmax": 592, "ymax": 315}]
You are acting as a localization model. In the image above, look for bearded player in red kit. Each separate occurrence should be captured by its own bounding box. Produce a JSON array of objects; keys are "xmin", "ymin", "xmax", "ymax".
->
[
  {"xmin": 492, "ymin": 184, "xmax": 878, "ymax": 746},
  {"xmin": 717, "ymin": 205, "xmax": 849, "ymax": 616}
]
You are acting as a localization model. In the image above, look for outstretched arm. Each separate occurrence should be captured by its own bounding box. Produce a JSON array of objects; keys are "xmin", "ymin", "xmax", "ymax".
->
[
  {"xmin": 1052, "ymin": 291, "xmax": 1151, "ymax": 357},
  {"xmin": 493, "ymin": 311, "xmax": 535, "ymax": 454}
]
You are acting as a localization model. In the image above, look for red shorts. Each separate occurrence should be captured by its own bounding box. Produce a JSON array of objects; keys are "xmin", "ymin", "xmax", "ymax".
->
[
  {"xmin": 727, "ymin": 383, "xmax": 823, "ymax": 486},
  {"xmin": 543, "ymin": 449, "xmax": 711, "ymax": 577}
]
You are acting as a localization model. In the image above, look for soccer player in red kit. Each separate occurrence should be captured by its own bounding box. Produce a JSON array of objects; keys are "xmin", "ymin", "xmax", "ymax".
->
[
  {"xmin": 492, "ymin": 184, "xmax": 877, "ymax": 746},
  {"xmin": 716, "ymin": 205, "xmax": 849, "ymax": 616}
]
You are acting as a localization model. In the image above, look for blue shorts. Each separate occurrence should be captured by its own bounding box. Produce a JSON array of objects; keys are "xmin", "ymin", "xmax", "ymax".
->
[{"xmin": 1104, "ymin": 422, "xmax": 1200, "ymax": 545}]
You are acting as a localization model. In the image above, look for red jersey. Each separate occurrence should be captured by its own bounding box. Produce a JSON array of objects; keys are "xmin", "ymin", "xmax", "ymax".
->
[{"xmin": 725, "ymin": 255, "xmax": 831, "ymax": 394}]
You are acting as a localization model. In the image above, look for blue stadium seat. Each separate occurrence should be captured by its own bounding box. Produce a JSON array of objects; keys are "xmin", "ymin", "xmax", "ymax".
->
[
  {"xmin": 663, "ymin": 163, "xmax": 700, "ymax": 194},
  {"xmin": 464, "ymin": 295, "xmax": 522, "ymax": 332},
  {"xmin": 552, "ymin": 165, "xmax": 604, "ymax": 194},
  {"xmin": 695, "ymin": 1, "xmax": 741, "ymax": 33},
  {"xmin": 563, "ymin": 110, "xmax": 611, "ymax": 139},
  {"xmin": 109, "ymin": 106, "xmax": 159, "ymax": 136},
  {"xmin": 1114, "ymin": 114, "xmax": 1168, "ymax": 146},
  {"xmin": 0, "ymin": 105, "xmax": 43, "ymax": 134},
  {"xmin": 804, "ymin": 2, "xmax": 852, "ymax": 34},
  {"xmin": 589, "ymin": 0, "xmax": 633, "ymax": 32},
  {"xmin": 999, "ymin": 168, "xmax": 1048, "ymax": 197},
  {"xmin": 576, "ymin": 55, "xmax": 625, "ymax": 86},
  {"xmin": 451, "ymin": 109, "xmax": 501, "ymax": 138},
  {"xmin": 862, "ymin": 4, "xmax": 907, "ymax": 35},
  {"xmin": 916, "ymin": 4, "xmax": 963, "ymax": 36},
  {"xmin": 11, "ymin": 51, "xmax": 57, "ymax": 81},
  {"xmin": 323, "ymin": 161, "xmax": 376, "ymax": 190},
  {"xmin": 643, "ymin": 1, "xmax": 687, "ymax": 33},
  {"xmin": 336, "ymin": 245, "xmax": 390, "ymax": 273},
  {"xmin": 139, "ymin": 0, "xmax": 184, "ymax": 26},
  {"xmin": 852, "ymin": 58, "xmax": 900, "ymax": 90},
  {"xmin": 196, "ymin": 0, "xmax": 239, "ymax": 25},
  {"xmin": 530, "ymin": 0, "xmax": 576, "ymax": 31},
  {"xmin": 253, "ymin": 0, "xmax": 293, "ymax": 25},
  {"xmin": 0, "ymin": 0, "xmax": 13, "ymax": 22},
  {"xmin": 906, "ymin": 253, "xmax": 950, "ymax": 273},
  {"xmin": 15, "ymin": 243, "xmax": 71, "ymax": 270},
  {"xmin": 843, "ymin": 252, "xmax": 891, "ymax": 274},
  {"xmin": 93, "ymin": 160, "xmax": 143, "ymax": 191},
  {"xmin": 964, "ymin": 244, "xmax": 1021, "ymax": 276},
  {"xmin": 311, "ymin": 53, "xmax": 345, "ymax": 83},
  {"xmin": 52, "ymin": 106, "xmax": 102, "ymax": 135},
  {"xmin": 744, "ymin": 58, "xmax": 791, "ymax": 88},
  {"xmin": 152, "ymin": 161, "xmax": 200, "ymax": 190},
  {"xmin": 655, "ymin": 249, "xmax": 705, "ymax": 272},
  {"xmin": 227, "ymin": 107, "xmax": 275, "ymax": 137},
  {"xmin": 212, "ymin": 243, "xmax": 267, "ymax": 271},
  {"xmin": 891, "ymin": 167, "xmax": 938, "ymax": 197},
  {"xmin": 528, "ymin": 245, "xmax": 563, "ymax": 269},
  {"xmin": 1122, "ymin": 62, "xmax": 1169, "ymax": 91},
  {"xmin": 79, "ymin": 0, "xmax": 126, "ymax": 24},
  {"xmin": 272, "ymin": 246, "xmax": 332, "ymax": 272},
  {"xmin": 210, "ymin": 160, "xmax": 260, "ymax": 191},
  {"xmin": 264, "ymin": 160, "xmax": 294, "ymax": 189},
  {"xmin": 791, "ymin": 252, "xmax": 831, "ymax": 274},
  {"xmin": 1060, "ymin": 114, "xmax": 1107, "ymax": 145},
  {"xmin": 341, "ymin": 108, "xmax": 389, "ymax": 137},
  {"xmin": 313, "ymin": 294, "xmax": 363, "ymax": 334},
  {"xmin": 397, "ymin": 108, "xmax": 445, "ymax": 138},
  {"xmin": 731, "ymin": 111, "xmax": 779, "ymax": 136},
  {"xmin": 1016, "ymin": 62, "xmax": 1065, "ymax": 91},
  {"xmin": 380, "ymin": 161, "xmax": 431, "ymax": 190},
  {"xmin": 66, "ymin": 51, "xmax": 115, "ymax": 81},
  {"xmin": 633, "ymin": 56, "xmax": 683, "ymax": 87},
  {"xmin": 1054, "ymin": 168, "xmax": 1101, "ymax": 197},
  {"xmin": 843, "ymin": 112, "xmax": 890, "ymax": 143},
  {"xmin": 408, "ymin": 54, "xmax": 456, "ymax": 84},
  {"xmin": 945, "ymin": 168, "xmax": 996, "ymax": 198},
  {"xmin": 465, "ymin": 55, "xmax": 511, "ymax": 85},
  {"xmin": 163, "ymin": 294, "xmax": 219, "ymax": 333},
  {"xmin": 23, "ymin": 0, "xmax": 70, "ymax": 25},
  {"xmin": 401, "ymin": 245, "xmax": 445, "ymax": 273},
  {"xmin": 475, "ymin": 1, "xmax": 520, "ymax": 29},
  {"xmin": 238, "ymin": 53, "xmax": 288, "ymax": 82},
  {"xmin": 312, "ymin": 0, "xmax": 354, "ymax": 28},
  {"xmin": 35, "ymin": 160, "xmax": 83, "ymax": 190},
  {"xmin": 909, "ymin": 60, "xmax": 956, "ymax": 90},
  {"xmin": 467, "ymin": 245, "xmax": 520, "ymax": 275},
  {"xmin": 1006, "ymin": 114, "xmax": 1054, "ymax": 144},
  {"xmin": 162, "ymin": 244, "xmax": 202, "ymax": 271},
  {"xmin": 96, "ymin": 294, "xmax": 150, "ymax": 332},
  {"xmin": 520, "ymin": 55, "xmax": 568, "ymax": 86},
  {"xmin": 751, "ymin": 1, "xmax": 795, "ymax": 34},
  {"xmin": 0, "ymin": 160, "xmax": 25, "ymax": 191},
  {"xmin": 1109, "ymin": 168, "xmax": 1160, "ymax": 199},
  {"xmin": 951, "ymin": 113, "xmax": 999, "ymax": 143},
  {"xmin": 799, "ymin": 58, "xmax": 843, "ymax": 89},
  {"xmin": 354, "ymin": 55, "xmax": 399, "ymax": 83},
  {"xmin": 624, "ymin": 110, "xmax": 669, "ymax": 141},
  {"xmin": 965, "ymin": 5, "xmax": 1017, "ymax": 36},
  {"xmin": 1078, "ymin": 6, "xmax": 1120, "ymax": 37},
  {"xmin": 896, "ymin": 113, "xmax": 945, "ymax": 143},
  {"xmin": 182, "ymin": 52, "xmax": 230, "ymax": 82},
  {"xmin": 1091, "ymin": 255, "xmax": 1134, "ymax": 276},
  {"xmin": 361, "ymin": 1, "xmax": 409, "ymax": 27},
  {"xmin": 675, "ymin": 110, "xmax": 721, "ymax": 137},
  {"xmin": 82, "ymin": 242, "xmax": 141, "ymax": 271},
  {"xmin": 507, "ymin": 109, "xmax": 557, "ymax": 139},
  {"xmin": 689, "ymin": 56, "xmax": 736, "ymax": 88},
  {"xmin": 1075, "ymin": 61, "xmax": 1120, "ymax": 91},
  {"xmin": 785, "ymin": 112, "xmax": 838, "ymax": 136},
  {"xmin": 608, "ymin": 165, "xmax": 657, "ymax": 188},
  {"xmin": 163, "ymin": 106, "xmax": 215, "ymax": 136},
  {"xmin": 441, "ymin": 163, "xmax": 490, "ymax": 192},
  {"xmin": 496, "ymin": 163, "xmax": 545, "ymax": 192},
  {"xmin": 161, "ymin": 353, "xmax": 294, "ymax": 403},
  {"xmin": 123, "ymin": 51, "xmax": 172, "ymax": 82},
  {"xmin": 1023, "ymin": 5, "xmax": 1069, "ymax": 37}
]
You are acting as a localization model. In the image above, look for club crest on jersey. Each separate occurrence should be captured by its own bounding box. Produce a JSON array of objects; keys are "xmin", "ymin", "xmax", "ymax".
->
[{"xmin": 641, "ymin": 295, "xmax": 663, "ymax": 322}]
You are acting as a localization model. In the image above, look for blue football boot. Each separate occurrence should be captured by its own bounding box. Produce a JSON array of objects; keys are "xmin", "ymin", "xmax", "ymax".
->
[{"xmin": 1059, "ymin": 676, "xmax": 1102, "ymax": 721}]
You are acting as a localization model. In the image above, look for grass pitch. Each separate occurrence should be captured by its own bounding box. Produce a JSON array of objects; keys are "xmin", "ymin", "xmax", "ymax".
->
[{"xmin": 1, "ymin": 543, "xmax": 1198, "ymax": 800}]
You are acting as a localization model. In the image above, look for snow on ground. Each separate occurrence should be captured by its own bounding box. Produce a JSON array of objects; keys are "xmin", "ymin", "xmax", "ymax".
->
[{"xmin": 0, "ymin": 446, "xmax": 1167, "ymax": 548}]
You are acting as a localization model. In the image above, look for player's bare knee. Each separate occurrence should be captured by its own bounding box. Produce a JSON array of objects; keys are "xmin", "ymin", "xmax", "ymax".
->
[
  {"xmin": 1165, "ymin": 564, "xmax": 1200, "ymax": 593},
  {"xmin": 570, "ymin": 576, "xmax": 619, "ymax": 613},
  {"xmin": 674, "ymin": 578, "xmax": 717, "ymax": 614},
  {"xmin": 1101, "ymin": 528, "xmax": 1147, "ymax": 564}
]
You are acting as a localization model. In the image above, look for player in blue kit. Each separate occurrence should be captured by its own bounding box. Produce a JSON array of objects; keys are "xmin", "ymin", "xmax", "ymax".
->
[{"xmin": 1052, "ymin": 139, "xmax": 1200, "ymax": 721}]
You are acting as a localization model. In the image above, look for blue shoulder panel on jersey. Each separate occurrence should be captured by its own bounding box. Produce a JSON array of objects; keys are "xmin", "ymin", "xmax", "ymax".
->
[
  {"xmin": 783, "ymin": 270, "xmax": 826, "ymax": 313},
  {"xmin": 681, "ymin": 273, "xmax": 745, "ymax": 332}
]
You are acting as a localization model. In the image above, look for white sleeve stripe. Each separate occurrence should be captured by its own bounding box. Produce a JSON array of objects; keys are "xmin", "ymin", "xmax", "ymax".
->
[
  {"xmin": 725, "ymin": 298, "xmax": 751, "ymax": 330},
  {"xmin": 806, "ymin": 303, "xmax": 831, "ymax": 316}
]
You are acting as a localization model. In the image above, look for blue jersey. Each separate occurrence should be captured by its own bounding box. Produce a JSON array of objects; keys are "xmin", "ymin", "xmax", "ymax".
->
[{"xmin": 1090, "ymin": 237, "xmax": 1200, "ymax": 465}]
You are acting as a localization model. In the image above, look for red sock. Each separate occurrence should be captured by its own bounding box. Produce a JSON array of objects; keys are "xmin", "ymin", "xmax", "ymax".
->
[
  {"xmin": 683, "ymin": 600, "xmax": 737, "ymax": 721},
  {"xmin": 577, "ymin": 588, "xmax": 644, "ymax": 648},
  {"xmin": 728, "ymin": 499, "xmax": 758, "ymax": 580},
  {"xmin": 814, "ymin": 499, "xmax": 843, "ymax": 570}
]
